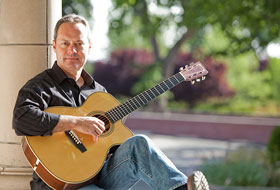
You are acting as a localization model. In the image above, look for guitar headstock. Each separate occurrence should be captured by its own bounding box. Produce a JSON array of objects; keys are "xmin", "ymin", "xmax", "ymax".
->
[{"xmin": 179, "ymin": 62, "xmax": 208, "ymax": 85}]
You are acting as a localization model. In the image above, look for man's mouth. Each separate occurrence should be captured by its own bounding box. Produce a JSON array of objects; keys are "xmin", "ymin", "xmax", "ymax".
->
[{"xmin": 65, "ymin": 57, "xmax": 79, "ymax": 60}]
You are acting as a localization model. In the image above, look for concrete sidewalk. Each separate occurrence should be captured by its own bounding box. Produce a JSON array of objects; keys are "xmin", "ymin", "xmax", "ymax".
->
[{"xmin": 131, "ymin": 130, "xmax": 261, "ymax": 190}]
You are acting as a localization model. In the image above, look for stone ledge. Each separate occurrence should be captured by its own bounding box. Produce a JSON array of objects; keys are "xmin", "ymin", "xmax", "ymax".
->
[
  {"xmin": 0, "ymin": 175, "xmax": 31, "ymax": 190},
  {"xmin": 125, "ymin": 112, "xmax": 280, "ymax": 144},
  {"xmin": 0, "ymin": 165, "xmax": 32, "ymax": 176}
]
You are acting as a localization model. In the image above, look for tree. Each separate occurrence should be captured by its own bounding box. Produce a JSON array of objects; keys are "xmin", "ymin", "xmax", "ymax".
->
[
  {"xmin": 108, "ymin": 0, "xmax": 280, "ymax": 110},
  {"xmin": 62, "ymin": 0, "xmax": 92, "ymax": 19},
  {"xmin": 110, "ymin": 0, "xmax": 280, "ymax": 56}
]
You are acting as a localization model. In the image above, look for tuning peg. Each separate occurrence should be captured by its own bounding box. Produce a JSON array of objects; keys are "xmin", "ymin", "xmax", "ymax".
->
[
  {"xmin": 202, "ymin": 76, "xmax": 206, "ymax": 80},
  {"xmin": 191, "ymin": 80, "xmax": 195, "ymax": 85},
  {"xmin": 179, "ymin": 67, "xmax": 184, "ymax": 71},
  {"xmin": 196, "ymin": 78, "xmax": 201, "ymax": 82}
]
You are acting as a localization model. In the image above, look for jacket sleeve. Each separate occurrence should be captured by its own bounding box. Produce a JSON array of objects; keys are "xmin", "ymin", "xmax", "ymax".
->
[{"xmin": 12, "ymin": 85, "xmax": 60, "ymax": 136}]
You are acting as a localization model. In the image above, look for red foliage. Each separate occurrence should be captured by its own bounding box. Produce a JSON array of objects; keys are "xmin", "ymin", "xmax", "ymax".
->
[
  {"xmin": 172, "ymin": 53, "xmax": 234, "ymax": 106},
  {"xmin": 93, "ymin": 49, "xmax": 154, "ymax": 96},
  {"xmin": 92, "ymin": 49, "xmax": 234, "ymax": 106}
]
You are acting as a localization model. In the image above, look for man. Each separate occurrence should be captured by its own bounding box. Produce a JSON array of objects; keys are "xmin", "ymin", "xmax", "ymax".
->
[{"xmin": 13, "ymin": 14, "xmax": 209, "ymax": 190}]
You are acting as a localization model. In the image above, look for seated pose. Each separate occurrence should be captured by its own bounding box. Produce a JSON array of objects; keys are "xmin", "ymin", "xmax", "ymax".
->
[{"xmin": 13, "ymin": 14, "xmax": 209, "ymax": 190}]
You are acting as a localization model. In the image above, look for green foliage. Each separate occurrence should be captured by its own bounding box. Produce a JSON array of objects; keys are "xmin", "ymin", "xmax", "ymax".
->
[
  {"xmin": 201, "ymin": 146, "xmax": 272, "ymax": 187},
  {"xmin": 110, "ymin": 0, "xmax": 280, "ymax": 55},
  {"xmin": 193, "ymin": 54, "xmax": 280, "ymax": 117},
  {"xmin": 202, "ymin": 159, "xmax": 269, "ymax": 186},
  {"xmin": 194, "ymin": 96, "xmax": 280, "ymax": 117},
  {"xmin": 108, "ymin": 18, "xmax": 152, "ymax": 51},
  {"xmin": 226, "ymin": 53, "xmax": 271, "ymax": 101},
  {"xmin": 268, "ymin": 58, "xmax": 280, "ymax": 101},
  {"xmin": 62, "ymin": 0, "xmax": 92, "ymax": 19},
  {"xmin": 131, "ymin": 62, "xmax": 174, "ymax": 105},
  {"xmin": 202, "ymin": 25, "xmax": 231, "ymax": 54},
  {"xmin": 269, "ymin": 168, "xmax": 280, "ymax": 186},
  {"xmin": 131, "ymin": 62, "xmax": 163, "ymax": 95},
  {"xmin": 267, "ymin": 126, "xmax": 280, "ymax": 168}
]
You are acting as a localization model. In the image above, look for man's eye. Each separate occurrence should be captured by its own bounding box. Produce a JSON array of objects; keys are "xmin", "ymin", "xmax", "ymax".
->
[{"xmin": 60, "ymin": 42, "xmax": 68, "ymax": 46}]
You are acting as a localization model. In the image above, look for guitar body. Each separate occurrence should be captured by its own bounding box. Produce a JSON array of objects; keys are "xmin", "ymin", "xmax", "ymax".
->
[{"xmin": 22, "ymin": 92, "xmax": 134, "ymax": 190}]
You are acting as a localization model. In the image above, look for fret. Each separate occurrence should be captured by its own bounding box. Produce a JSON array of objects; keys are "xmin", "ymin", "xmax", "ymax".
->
[
  {"xmin": 170, "ymin": 77, "xmax": 178, "ymax": 85},
  {"xmin": 117, "ymin": 104, "xmax": 126, "ymax": 116},
  {"xmin": 113, "ymin": 106, "xmax": 122, "ymax": 118},
  {"xmin": 112, "ymin": 107, "xmax": 122, "ymax": 120},
  {"xmin": 133, "ymin": 95, "xmax": 145, "ymax": 107},
  {"xmin": 114, "ymin": 105, "xmax": 123, "ymax": 117},
  {"xmin": 147, "ymin": 89, "xmax": 156, "ymax": 99},
  {"xmin": 173, "ymin": 75, "xmax": 184, "ymax": 84},
  {"xmin": 164, "ymin": 80, "xmax": 173, "ymax": 88},
  {"xmin": 169, "ymin": 78, "xmax": 176, "ymax": 86},
  {"xmin": 158, "ymin": 83, "xmax": 166, "ymax": 92},
  {"xmin": 145, "ymin": 90, "xmax": 153, "ymax": 100},
  {"xmin": 128, "ymin": 99, "xmax": 139, "ymax": 109},
  {"xmin": 160, "ymin": 81, "xmax": 169, "ymax": 91},
  {"xmin": 174, "ymin": 76, "xmax": 180, "ymax": 83},
  {"xmin": 105, "ymin": 112, "xmax": 114, "ymax": 122},
  {"xmin": 133, "ymin": 96, "xmax": 145, "ymax": 107},
  {"xmin": 161, "ymin": 82, "xmax": 170, "ymax": 91},
  {"xmin": 115, "ymin": 104, "xmax": 124, "ymax": 119},
  {"xmin": 152, "ymin": 85, "xmax": 161, "ymax": 95},
  {"xmin": 138, "ymin": 93, "xmax": 148, "ymax": 104},
  {"xmin": 143, "ymin": 91, "xmax": 152, "ymax": 101},
  {"xmin": 119, "ymin": 103, "xmax": 132, "ymax": 118},
  {"xmin": 156, "ymin": 84, "xmax": 165, "ymax": 94},
  {"xmin": 150, "ymin": 88, "xmax": 159, "ymax": 96},
  {"xmin": 106, "ymin": 110, "xmax": 117, "ymax": 122},
  {"xmin": 175, "ymin": 73, "xmax": 185, "ymax": 83},
  {"xmin": 130, "ymin": 98, "xmax": 141, "ymax": 108},
  {"xmin": 117, "ymin": 105, "xmax": 127, "ymax": 117},
  {"xmin": 121, "ymin": 103, "xmax": 132, "ymax": 113},
  {"xmin": 124, "ymin": 101, "xmax": 134, "ymax": 112},
  {"xmin": 124, "ymin": 99, "xmax": 140, "ymax": 113}
]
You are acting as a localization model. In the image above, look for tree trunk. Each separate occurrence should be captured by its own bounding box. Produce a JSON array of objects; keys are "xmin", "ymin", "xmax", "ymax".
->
[{"xmin": 149, "ymin": 30, "xmax": 195, "ymax": 112}]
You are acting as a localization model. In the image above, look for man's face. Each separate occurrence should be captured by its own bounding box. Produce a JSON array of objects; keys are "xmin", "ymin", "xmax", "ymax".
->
[{"xmin": 53, "ymin": 22, "xmax": 91, "ymax": 74}]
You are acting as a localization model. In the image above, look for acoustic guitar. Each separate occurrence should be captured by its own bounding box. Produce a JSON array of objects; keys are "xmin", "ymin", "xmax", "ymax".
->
[{"xmin": 21, "ymin": 62, "xmax": 208, "ymax": 190}]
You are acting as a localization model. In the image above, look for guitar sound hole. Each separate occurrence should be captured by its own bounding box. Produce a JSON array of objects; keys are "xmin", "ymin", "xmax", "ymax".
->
[{"xmin": 93, "ymin": 114, "xmax": 111, "ymax": 133}]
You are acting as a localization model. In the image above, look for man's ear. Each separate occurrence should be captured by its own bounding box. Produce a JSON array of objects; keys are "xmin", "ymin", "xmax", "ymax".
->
[
  {"xmin": 88, "ymin": 42, "xmax": 92, "ymax": 54},
  {"xmin": 52, "ymin": 40, "xmax": 56, "ymax": 52}
]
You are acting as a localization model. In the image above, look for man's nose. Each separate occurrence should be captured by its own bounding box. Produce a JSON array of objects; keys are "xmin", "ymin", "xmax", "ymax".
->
[{"xmin": 67, "ymin": 44, "xmax": 77, "ymax": 53}]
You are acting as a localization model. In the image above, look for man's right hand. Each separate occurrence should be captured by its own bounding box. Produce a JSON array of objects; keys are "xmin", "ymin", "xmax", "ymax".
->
[{"xmin": 53, "ymin": 115, "xmax": 105, "ymax": 141}]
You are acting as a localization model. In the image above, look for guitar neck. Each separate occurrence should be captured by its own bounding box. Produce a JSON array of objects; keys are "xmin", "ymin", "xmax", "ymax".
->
[{"xmin": 105, "ymin": 72, "xmax": 185, "ymax": 123}]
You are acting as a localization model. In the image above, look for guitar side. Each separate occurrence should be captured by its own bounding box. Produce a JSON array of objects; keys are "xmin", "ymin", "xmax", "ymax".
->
[{"xmin": 22, "ymin": 92, "xmax": 134, "ymax": 190}]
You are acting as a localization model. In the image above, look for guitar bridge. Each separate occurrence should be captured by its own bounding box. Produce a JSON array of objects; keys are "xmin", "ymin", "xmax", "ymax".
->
[{"xmin": 65, "ymin": 130, "xmax": 87, "ymax": 153}]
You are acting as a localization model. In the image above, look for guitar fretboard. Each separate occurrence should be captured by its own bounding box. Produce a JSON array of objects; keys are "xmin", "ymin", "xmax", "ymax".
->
[{"xmin": 105, "ymin": 72, "xmax": 185, "ymax": 123}]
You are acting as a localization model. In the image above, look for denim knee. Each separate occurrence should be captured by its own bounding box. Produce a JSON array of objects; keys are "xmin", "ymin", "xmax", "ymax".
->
[{"xmin": 127, "ymin": 134, "xmax": 151, "ymax": 147}]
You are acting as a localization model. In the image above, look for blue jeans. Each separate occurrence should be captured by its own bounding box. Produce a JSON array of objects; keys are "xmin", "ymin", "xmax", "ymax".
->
[{"xmin": 80, "ymin": 135, "xmax": 188, "ymax": 190}]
